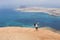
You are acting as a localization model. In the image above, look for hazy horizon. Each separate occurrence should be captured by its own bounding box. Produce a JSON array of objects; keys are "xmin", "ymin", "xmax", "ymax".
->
[{"xmin": 0, "ymin": 0, "xmax": 60, "ymax": 9}]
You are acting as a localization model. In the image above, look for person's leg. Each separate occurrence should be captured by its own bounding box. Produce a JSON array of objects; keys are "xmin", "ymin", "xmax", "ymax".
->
[{"xmin": 35, "ymin": 27, "xmax": 38, "ymax": 31}]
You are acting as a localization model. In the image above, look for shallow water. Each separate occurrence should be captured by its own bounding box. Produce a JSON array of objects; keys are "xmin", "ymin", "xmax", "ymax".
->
[{"xmin": 0, "ymin": 9, "xmax": 60, "ymax": 30}]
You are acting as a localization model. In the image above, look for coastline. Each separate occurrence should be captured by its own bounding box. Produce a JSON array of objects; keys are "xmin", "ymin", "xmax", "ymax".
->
[
  {"xmin": 16, "ymin": 7, "xmax": 60, "ymax": 16},
  {"xmin": 0, "ymin": 27, "xmax": 60, "ymax": 40}
]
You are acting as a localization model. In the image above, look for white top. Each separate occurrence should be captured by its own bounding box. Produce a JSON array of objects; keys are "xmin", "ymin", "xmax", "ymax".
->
[{"xmin": 35, "ymin": 24, "xmax": 38, "ymax": 27}]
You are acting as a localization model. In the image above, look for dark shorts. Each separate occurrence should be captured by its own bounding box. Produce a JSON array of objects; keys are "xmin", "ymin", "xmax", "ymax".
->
[{"xmin": 35, "ymin": 27, "xmax": 38, "ymax": 30}]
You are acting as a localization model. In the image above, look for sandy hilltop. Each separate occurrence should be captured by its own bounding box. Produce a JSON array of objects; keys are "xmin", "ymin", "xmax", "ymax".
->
[
  {"xmin": 0, "ymin": 27, "xmax": 60, "ymax": 40},
  {"xmin": 16, "ymin": 7, "xmax": 60, "ymax": 16}
]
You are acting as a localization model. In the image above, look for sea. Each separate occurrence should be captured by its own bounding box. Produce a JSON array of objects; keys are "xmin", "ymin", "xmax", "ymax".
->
[{"xmin": 0, "ymin": 8, "xmax": 60, "ymax": 30}]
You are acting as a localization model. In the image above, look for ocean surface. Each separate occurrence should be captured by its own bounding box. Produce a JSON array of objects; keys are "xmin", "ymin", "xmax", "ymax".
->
[{"xmin": 0, "ymin": 9, "xmax": 60, "ymax": 30}]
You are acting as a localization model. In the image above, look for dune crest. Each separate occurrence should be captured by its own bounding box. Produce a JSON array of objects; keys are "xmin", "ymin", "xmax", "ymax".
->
[{"xmin": 0, "ymin": 27, "xmax": 60, "ymax": 40}]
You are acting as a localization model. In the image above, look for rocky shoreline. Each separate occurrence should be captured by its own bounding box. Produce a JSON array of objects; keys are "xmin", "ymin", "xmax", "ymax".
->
[{"xmin": 16, "ymin": 7, "xmax": 60, "ymax": 16}]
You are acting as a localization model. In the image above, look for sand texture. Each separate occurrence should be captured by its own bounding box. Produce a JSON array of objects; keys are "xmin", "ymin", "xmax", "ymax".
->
[{"xmin": 0, "ymin": 27, "xmax": 60, "ymax": 40}]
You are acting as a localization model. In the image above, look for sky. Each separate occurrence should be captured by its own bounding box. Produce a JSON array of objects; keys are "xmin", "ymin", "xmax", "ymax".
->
[{"xmin": 0, "ymin": 0, "xmax": 60, "ymax": 8}]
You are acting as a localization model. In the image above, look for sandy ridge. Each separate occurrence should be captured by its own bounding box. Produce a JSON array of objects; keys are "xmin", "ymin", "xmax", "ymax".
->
[{"xmin": 0, "ymin": 27, "xmax": 60, "ymax": 40}]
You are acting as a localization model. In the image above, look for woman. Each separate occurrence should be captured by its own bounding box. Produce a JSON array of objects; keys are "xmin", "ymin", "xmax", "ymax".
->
[{"xmin": 34, "ymin": 23, "xmax": 38, "ymax": 31}]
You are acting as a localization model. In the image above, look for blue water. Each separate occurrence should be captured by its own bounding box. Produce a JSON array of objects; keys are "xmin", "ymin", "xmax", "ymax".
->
[{"xmin": 0, "ymin": 9, "xmax": 60, "ymax": 30}]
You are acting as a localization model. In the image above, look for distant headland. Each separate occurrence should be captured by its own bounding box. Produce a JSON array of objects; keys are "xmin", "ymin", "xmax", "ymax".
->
[{"xmin": 16, "ymin": 7, "xmax": 60, "ymax": 16}]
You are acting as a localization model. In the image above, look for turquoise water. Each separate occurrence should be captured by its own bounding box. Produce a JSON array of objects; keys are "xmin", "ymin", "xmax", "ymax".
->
[{"xmin": 0, "ymin": 9, "xmax": 60, "ymax": 30}]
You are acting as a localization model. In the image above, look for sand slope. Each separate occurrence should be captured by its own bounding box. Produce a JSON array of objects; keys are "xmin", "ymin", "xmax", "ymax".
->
[{"xmin": 0, "ymin": 27, "xmax": 60, "ymax": 40}]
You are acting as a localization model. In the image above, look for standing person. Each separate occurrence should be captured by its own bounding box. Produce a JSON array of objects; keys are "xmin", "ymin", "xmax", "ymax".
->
[{"xmin": 34, "ymin": 23, "xmax": 39, "ymax": 31}]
